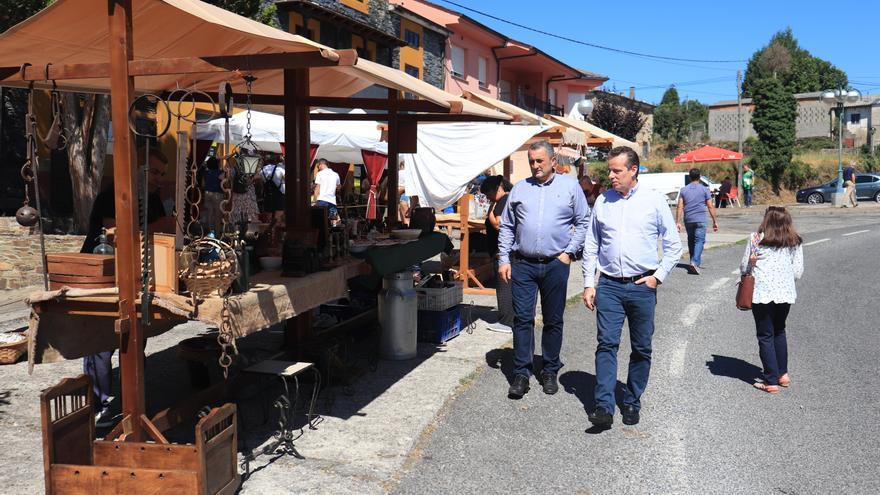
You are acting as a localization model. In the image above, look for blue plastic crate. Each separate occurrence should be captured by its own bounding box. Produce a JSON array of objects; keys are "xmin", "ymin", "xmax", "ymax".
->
[{"xmin": 417, "ymin": 305, "xmax": 461, "ymax": 344}]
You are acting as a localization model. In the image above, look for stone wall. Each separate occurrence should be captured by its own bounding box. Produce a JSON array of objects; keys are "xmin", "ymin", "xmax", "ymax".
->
[
  {"xmin": 0, "ymin": 217, "xmax": 84, "ymax": 290},
  {"xmin": 390, "ymin": 18, "xmax": 446, "ymax": 90}
]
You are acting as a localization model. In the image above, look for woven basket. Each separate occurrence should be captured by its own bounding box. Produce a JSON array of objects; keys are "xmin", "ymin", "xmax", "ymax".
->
[
  {"xmin": 0, "ymin": 332, "xmax": 28, "ymax": 365},
  {"xmin": 179, "ymin": 237, "xmax": 240, "ymax": 297}
]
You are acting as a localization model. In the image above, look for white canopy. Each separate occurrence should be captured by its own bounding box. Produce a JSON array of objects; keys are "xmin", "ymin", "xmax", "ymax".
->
[
  {"xmin": 402, "ymin": 123, "xmax": 543, "ymax": 209},
  {"xmin": 196, "ymin": 109, "xmax": 387, "ymax": 163}
]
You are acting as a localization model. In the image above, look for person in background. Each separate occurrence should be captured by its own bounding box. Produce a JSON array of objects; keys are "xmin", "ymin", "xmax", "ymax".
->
[
  {"xmin": 582, "ymin": 146, "xmax": 682, "ymax": 427},
  {"xmin": 742, "ymin": 164, "xmax": 755, "ymax": 208},
  {"xmin": 260, "ymin": 154, "xmax": 286, "ymax": 220},
  {"xmin": 198, "ymin": 156, "xmax": 224, "ymax": 234},
  {"xmin": 715, "ymin": 177, "xmax": 732, "ymax": 208},
  {"xmin": 80, "ymin": 146, "xmax": 174, "ymax": 427},
  {"xmin": 740, "ymin": 206, "xmax": 803, "ymax": 393},
  {"xmin": 842, "ymin": 161, "xmax": 858, "ymax": 208},
  {"xmin": 498, "ymin": 140, "xmax": 590, "ymax": 398},
  {"xmin": 313, "ymin": 158, "xmax": 341, "ymax": 225},
  {"xmin": 480, "ymin": 175, "xmax": 514, "ymax": 333},
  {"xmin": 675, "ymin": 168, "xmax": 719, "ymax": 274},
  {"xmin": 397, "ymin": 160, "xmax": 410, "ymax": 226}
]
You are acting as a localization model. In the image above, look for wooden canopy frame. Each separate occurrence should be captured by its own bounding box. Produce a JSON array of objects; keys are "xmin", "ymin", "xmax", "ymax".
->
[{"xmin": 0, "ymin": 0, "xmax": 508, "ymax": 449}]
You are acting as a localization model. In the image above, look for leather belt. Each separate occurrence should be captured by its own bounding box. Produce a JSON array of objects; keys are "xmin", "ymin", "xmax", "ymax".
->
[
  {"xmin": 600, "ymin": 270, "xmax": 656, "ymax": 283},
  {"xmin": 515, "ymin": 253, "xmax": 561, "ymax": 264}
]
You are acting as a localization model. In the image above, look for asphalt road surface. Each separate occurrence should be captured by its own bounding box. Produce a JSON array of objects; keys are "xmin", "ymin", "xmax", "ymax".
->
[{"xmin": 394, "ymin": 218, "xmax": 880, "ymax": 494}]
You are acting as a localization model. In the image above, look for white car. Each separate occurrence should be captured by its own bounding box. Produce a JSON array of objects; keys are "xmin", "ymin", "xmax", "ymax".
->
[{"xmin": 638, "ymin": 172, "xmax": 721, "ymax": 205}]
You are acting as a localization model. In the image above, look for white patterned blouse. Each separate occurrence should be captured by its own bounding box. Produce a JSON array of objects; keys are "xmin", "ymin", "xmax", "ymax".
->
[{"xmin": 740, "ymin": 233, "xmax": 804, "ymax": 305}]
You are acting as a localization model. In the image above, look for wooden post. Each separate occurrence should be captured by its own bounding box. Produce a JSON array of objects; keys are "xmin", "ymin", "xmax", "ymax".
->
[
  {"xmin": 503, "ymin": 156, "xmax": 512, "ymax": 182},
  {"xmin": 284, "ymin": 68, "xmax": 311, "ymax": 233},
  {"xmin": 458, "ymin": 194, "xmax": 470, "ymax": 291},
  {"xmin": 283, "ymin": 68, "xmax": 313, "ymax": 355},
  {"xmin": 107, "ymin": 0, "xmax": 145, "ymax": 441},
  {"xmin": 386, "ymin": 89, "xmax": 399, "ymax": 230}
]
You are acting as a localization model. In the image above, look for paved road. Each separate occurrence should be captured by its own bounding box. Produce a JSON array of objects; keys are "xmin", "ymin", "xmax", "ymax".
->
[{"xmin": 394, "ymin": 218, "xmax": 880, "ymax": 494}]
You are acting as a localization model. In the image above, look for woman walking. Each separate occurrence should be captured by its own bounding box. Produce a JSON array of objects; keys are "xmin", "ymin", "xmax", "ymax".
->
[
  {"xmin": 741, "ymin": 206, "xmax": 804, "ymax": 393},
  {"xmin": 480, "ymin": 175, "xmax": 514, "ymax": 333}
]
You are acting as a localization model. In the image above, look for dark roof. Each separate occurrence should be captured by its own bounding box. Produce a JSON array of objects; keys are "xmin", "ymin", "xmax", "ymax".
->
[{"xmin": 388, "ymin": 5, "xmax": 451, "ymax": 36}]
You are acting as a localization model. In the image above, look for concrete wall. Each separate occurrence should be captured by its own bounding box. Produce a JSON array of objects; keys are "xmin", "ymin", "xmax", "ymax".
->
[
  {"xmin": 709, "ymin": 101, "xmax": 831, "ymax": 142},
  {"xmin": 0, "ymin": 217, "xmax": 85, "ymax": 290}
]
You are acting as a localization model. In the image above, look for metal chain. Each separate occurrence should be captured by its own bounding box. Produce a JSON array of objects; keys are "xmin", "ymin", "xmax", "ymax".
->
[{"xmin": 217, "ymin": 295, "xmax": 237, "ymax": 378}]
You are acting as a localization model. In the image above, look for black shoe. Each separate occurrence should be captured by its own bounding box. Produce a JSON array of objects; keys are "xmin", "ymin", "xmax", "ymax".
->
[
  {"xmin": 508, "ymin": 374, "xmax": 530, "ymax": 398},
  {"xmin": 588, "ymin": 407, "xmax": 613, "ymax": 427},
  {"xmin": 621, "ymin": 405, "xmax": 640, "ymax": 425},
  {"xmin": 540, "ymin": 372, "xmax": 559, "ymax": 395}
]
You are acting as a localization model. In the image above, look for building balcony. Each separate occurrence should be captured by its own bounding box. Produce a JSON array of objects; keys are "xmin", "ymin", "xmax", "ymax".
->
[{"xmin": 499, "ymin": 91, "xmax": 563, "ymax": 117}]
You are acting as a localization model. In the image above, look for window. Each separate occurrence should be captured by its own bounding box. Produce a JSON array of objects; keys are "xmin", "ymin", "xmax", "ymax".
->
[
  {"xmin": 403, "ymin": 65, "xmax": 420, "ymax": 99},
  {"xmin": 855, "ymin": 175, "xmax": 875, "ymax": 184},
  {"xmin": 404, "ymin": 30, "xmax": 420, "ymax": 49},
  {"xmin": 451, "ymin": 45, "xmax": 465, "ymax": 79},
  {"xmin": 341, "ymin": 0, "xmax": 369, "ymax": 15},
  {"xmin": 477, "ymin": 57, "xmax": 487, "ymax": 88},
  {"xmin": 850, "ymin": 113, "xmax": 861, "ymax": 124}
]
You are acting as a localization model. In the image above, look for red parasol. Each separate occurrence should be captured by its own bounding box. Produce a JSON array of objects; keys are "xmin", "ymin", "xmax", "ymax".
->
[{"xmin": 673, "ymin": 145, "xmax": 743, "ymax": 163}]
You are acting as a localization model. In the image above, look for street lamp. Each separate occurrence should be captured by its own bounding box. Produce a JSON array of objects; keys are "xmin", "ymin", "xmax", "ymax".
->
[
  {"xmin": 577, "ymin": 98, "xmax": 594, "ymax": 119},
  {"xmin": 820, "ymin": 88, "xmax": 861, "ymax": 205}
]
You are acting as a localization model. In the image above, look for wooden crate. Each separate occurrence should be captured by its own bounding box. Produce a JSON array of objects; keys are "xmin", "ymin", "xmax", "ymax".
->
[{"xmin": 46, "ymin": 253, "xmax": 115, "ymax": 278}]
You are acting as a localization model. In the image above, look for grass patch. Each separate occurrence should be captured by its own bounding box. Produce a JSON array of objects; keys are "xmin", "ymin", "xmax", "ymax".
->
[{"xmin": 459, "ymin": 369, "xmax": 480, "ymax": 387}]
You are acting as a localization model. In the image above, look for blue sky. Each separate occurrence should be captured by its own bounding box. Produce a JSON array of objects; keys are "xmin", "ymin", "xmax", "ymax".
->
[{"xmin": 435, "ymin": 0, "xmax": 878, "ymax": 105}]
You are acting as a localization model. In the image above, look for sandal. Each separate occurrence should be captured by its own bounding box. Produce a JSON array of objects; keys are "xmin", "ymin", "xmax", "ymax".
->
[
  {"xmin": 753, "ymin": 382, "xmax": 779, "ymax": 394},
  {"xmin": 778, "ymin": 374, "xmax": 791, "ymax": 387}
]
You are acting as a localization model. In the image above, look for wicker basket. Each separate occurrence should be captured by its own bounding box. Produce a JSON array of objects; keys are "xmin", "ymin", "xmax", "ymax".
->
[{"xmin": 0, "ymin": 332, "xmax": 28, "ymax": 365}]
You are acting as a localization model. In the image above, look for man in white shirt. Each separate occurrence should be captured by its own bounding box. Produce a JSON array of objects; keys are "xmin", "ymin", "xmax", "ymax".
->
[{"xmin": 313, "ymin": 158, "xmax": 341, "ymax": 223}]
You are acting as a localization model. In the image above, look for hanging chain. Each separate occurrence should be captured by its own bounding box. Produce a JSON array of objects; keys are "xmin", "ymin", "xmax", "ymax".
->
[{"xmin": 218, "ymin": 295, "xmax": 238, "ymax": 378}]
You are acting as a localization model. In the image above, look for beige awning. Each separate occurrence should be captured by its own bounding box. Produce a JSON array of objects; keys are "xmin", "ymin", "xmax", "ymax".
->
[
  {"xmin": 544, "ymin": 115, "xmax": 638, "ymax": 153},
  {"xmin": 0, "ymin": 0, "xmax": 508, "ymax": 120}
]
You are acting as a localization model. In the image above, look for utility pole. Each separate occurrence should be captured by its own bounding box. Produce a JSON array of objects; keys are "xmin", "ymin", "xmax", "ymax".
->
[{"xmin": 736, "ymin": 70, "xmax": 743, "ymax": 204}]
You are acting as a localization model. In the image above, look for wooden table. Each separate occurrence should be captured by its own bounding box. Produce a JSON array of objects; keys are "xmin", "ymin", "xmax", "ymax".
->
[{"xmin": 436, "ymin": 197, "xmax": 495, "ymax": 296}]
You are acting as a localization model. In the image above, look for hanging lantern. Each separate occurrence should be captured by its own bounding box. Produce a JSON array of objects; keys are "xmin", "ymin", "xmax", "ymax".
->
[{"xmin": 16, "ymin": 205, "xmax": 39, "ymax": 227}]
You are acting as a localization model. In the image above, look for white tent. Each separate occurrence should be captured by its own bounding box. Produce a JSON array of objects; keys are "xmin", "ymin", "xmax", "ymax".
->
[
  {"xmin": 401, "ymin": 123, "xmax": 543, "ymax": 209},
  {"xmin": 196, "ymin": 109, "xmax": 387, "ymax": 163}
]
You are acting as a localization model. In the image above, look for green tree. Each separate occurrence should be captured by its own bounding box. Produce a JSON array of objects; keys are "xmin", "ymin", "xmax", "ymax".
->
[
  {"xmin": 206, "ymin": 0, "xmax": 279, "ymax": 27},
  {"xmin": 0, "ymin": 1, "xmax": 52, "ymax": 32},
  {"xmin": 654, "ymin": 86, "xmax": 685, "ymax": 141},
  {"xmin": 743, "ymin": 28, "xmax": 847, "ymax": 96},
  {"xmin": 750, "ymin": 77, "xmax": 797, "ymax": 193}
]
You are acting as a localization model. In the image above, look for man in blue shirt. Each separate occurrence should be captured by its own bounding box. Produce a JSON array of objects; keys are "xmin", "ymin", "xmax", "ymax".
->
[
  {"xmin": 675, "ymin": 168, "xmax": 719, "ymax": 274},
  {"xmin": 498, "ymin": 140, "xmax": 590, "ymax": 398},
  {"xmin": 582, "ymin": 146, "xmax": 682, "ymax": 427},
  {"xmin": 842, "ymin": 161, "xmax": 858, "ymax": 208}
]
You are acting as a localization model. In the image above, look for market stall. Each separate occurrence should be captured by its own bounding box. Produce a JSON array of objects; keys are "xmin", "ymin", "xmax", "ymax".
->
[{"xmin": 0, "ymin": 1, "xmax": 508, "ymax": 492}]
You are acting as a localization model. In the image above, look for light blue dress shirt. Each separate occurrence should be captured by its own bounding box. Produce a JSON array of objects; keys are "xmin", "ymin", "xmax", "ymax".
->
[
  {"xmin": 497, "ymin": 173, "xmax": 590, "ymax": 265},
  {"xmin": 582, "ymin": 182, "xmax": 683, "ymax": 287}
]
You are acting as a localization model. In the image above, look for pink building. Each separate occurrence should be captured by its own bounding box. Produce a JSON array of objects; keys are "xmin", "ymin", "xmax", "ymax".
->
[{"xmin": 389, "ymin": 0, "xmax": 607, "ymax": 116}]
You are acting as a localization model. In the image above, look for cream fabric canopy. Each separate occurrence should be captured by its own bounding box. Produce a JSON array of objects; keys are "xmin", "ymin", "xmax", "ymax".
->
[{"xmin": 0, "ymin": 0, "xmax": 508, "ymax": 120}]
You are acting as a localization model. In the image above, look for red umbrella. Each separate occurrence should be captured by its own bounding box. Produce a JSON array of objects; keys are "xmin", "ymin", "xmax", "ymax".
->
[{"xmin": 673, "ymin": 145, "xmax": 743, "ymax": 163}]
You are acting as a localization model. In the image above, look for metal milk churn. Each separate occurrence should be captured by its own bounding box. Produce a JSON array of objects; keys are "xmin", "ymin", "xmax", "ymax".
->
[{"xmin": 378, "ymin": 271, "xmax": 418, "ymax": 360}]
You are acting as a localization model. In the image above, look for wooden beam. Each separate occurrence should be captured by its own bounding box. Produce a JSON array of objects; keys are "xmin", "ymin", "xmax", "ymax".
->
[
  {"xmin": 284, "ymin": 68, "xmax": 311, "ymax": 232},
  {"xmin": 386, "ymin": 89, "xmax": 399, "ymax": 230},
  {"xmin": 299, "ymin": 96, "xmax": 449, "ymax": 113},
  {"xmin": 307, "ymin": 113, "xmax": 508, "ymax": 122},
  {"xmin": 108, "ymin": 0, "xmax": 145, "ymax": 442},
  {"xmin": 1, "ymin": 49, "xmax": 356, "ymax": 83}
]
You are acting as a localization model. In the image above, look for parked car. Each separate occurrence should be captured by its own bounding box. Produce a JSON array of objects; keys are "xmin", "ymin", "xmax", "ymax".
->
[
  {"xmin": 639, "ymin": 172, "xmax": 722, "ymax": 205},
  {"xmin": 795, "ymin": 173, "xmax": 880, "ymax": 204}
]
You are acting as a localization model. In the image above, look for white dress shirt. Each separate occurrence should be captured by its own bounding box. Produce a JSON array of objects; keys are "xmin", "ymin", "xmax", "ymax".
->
[{"xmin": 582, "ymin": 182, "xmax": 683, "ymax": 287}]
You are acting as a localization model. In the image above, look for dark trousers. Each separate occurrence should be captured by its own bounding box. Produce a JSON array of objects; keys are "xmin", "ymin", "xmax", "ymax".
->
[
  {"xmin": 594, "ymin": 277, "xmax": 657, "ymax": 413},
  {"xmin": 752, "ymin": 302, "xmax": 790, "ymax": 386},
  {"xmin": 83, "ymin": 351, "xmax": 113, "ymax": 409},
  {"xmin": 494, "ymin": 258, "xmax": 514, "ymax": 327},
  {"xmin": 511, "ymin": 258, "xmax": 570, "ymax": 377},
  {"xmin": 743, "ymin": 188, "xmax": 753, "ymax": 207}
]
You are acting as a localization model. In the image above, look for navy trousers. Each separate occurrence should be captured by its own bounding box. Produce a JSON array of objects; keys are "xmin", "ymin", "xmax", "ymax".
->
[
  {"xmin": 594, "ymin": 277, "xmax": 657, "ymax": 413},
  {"xmin": 83, "ymin": 351, "xmax": 113, "ymax": 409},
  {"xmin": 752, "ymin": 302, "xmax": 790, "ymax": 386},
  {"xmin": 511, "ymin": 258, "xmax": 570, "ymax": 377}
]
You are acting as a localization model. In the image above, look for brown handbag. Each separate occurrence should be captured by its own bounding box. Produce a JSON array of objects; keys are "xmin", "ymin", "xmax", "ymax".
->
[{"xmin": 736, "ymin": 233, "xmax": 759, "ymax": 310}]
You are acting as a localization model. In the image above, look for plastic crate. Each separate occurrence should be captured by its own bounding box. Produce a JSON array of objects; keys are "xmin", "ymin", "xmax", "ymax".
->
[
  {"xmin": 417, "ymin": 305, "xmax": 461, "ymax": 344},
  {"xmin": 416, "ymin": 281, "xmax": 462, "ymax": 311}
]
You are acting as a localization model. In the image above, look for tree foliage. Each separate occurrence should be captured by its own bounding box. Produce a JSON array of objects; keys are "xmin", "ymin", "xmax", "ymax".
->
[
  {"xmin": 653, "ymin": 87, "xmax": 708, "ymax": 143},
  {"xmin": 0, "ymin": 0, "xmax": 52, "ymax": 33},
  {"xmin": 742, "ymin": 28, "xmax": 847, "ymax": 96},
  {"xmin": 750, "ymin": 77, "xmax": 797, "ymax": 193},
  {"xmin": 205, "ymin": 0, "xmax": 279, "ymax": 27},
  {"xmin": 587, "ymin": 99, "xmax": 646, "ymax": 142}
]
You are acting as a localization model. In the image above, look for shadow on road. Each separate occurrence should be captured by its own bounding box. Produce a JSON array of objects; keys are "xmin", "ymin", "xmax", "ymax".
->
[
  {"xmin": 485, "ymin": 349, "xmax": 548, "ymax": 386},
  {"xmin": 705, "ymin": 354, "xmax": 761, "ymax": 384}
]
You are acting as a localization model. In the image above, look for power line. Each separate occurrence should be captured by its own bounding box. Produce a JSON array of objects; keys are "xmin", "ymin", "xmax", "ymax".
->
[{"xmin": 435, "ymin": 0, "xmax": 747, "ymax": 64}]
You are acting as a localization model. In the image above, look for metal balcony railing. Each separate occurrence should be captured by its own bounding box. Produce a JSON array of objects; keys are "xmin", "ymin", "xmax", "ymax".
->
[{"xmin": 498, "ymin": 91, "xmax": 563, "ymax": 117}]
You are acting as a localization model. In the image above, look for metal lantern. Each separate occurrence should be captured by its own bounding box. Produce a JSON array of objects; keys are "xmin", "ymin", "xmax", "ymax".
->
[{"xmin": 15, "ymin": 205, "xmax": 39, "ymax": 227}]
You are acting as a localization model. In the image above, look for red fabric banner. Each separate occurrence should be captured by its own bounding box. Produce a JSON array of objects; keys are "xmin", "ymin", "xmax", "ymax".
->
[{"xmin": 361, "ymin": 150, "xmax": 387, "ymax": 220}]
